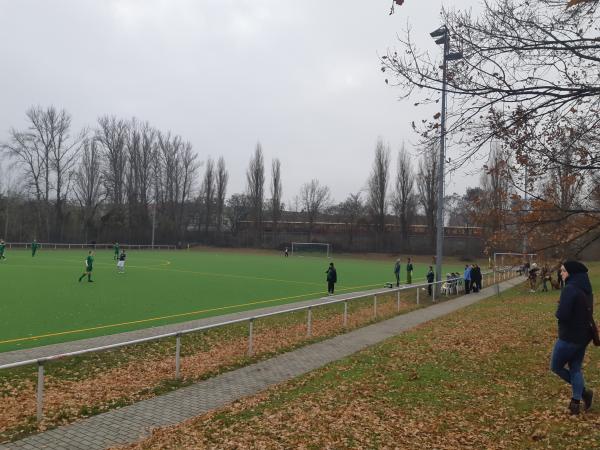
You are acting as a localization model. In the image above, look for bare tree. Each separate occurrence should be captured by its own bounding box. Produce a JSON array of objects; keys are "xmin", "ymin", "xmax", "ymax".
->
[
  {"xmin": 1, "ymin": 127, "xmax": 45, "ymax": 235},
  {"xmin": 30, "ymin": 107, "xmax": 84, "ymax": 239},
  {"xmin": 155, "ymin": 132, "xmax": 198, "ymax": 240},
  {"xmin": 0, "ymin": 164, "xmax": 22, "ymax": 241},
  {"xmin": 177, "ymin": 142, "xmax": 198, "ymax": 240},
  {"xmin": 215, "ymin": 157, "xmax": 228, "ymax": 233},
  {"xmin": 300, "ymin": 179, "xmax": 331, "ymax": 240},
  {"xmin": 202, "ymin": 157, "xmax": 215, "ymax": 235},
  {"xmin": 3, "ymin": 106, "xmax": 83, "ymax": 239},
  {"xmin": 246, "ymin": 143, "xmax": 265, "ymax": 241},
  {"xmin": 74, "ymin": 139, "xmax": 103, "ymax": 241},
  {"xmin": 417, "ymin": 143, "xmax": 438, "ymax": 245},
  {"xmin": 156, "ymin": 132, "xmax": 182, "ymax": 237},
  {"xmin": 96, "ymin": 116, "xmax": 128, "ymax": 207},
  {"xmin": 270, "ymin": 158, "xmax": 282, "ymax": 234},
  {"xmin": 367, "ymin": 139, "xmax": 390, "ymax": 233},
  {"xmin": 383, "ymin": 0, "xmax": 600, "ymax": 251},
  {"xmin": 2, "ymin": 110, "xmax": 204, "ymax": 245},
  {"xmin": 337, "ymin": 192, "xmax": 365, "ymax": 246},
  {"xmin": 382, "ymin": 0, "xmax": 600, "ymax": 170},
  {"xmin": 226, "ymin": 193, "xmax": 250, "ymax": 235},
  {"xmin": 479, "ymin": 144, "xmax": 513, "ymax": 233},
  {"xmin": 543, "ymin": 128, "xmax": 586, "ymax": 212},
  {"xmin": 393, "ymin": 143, "xmax": 416, "ymax": 240},
  {"xmin": 126, "ymin": 119, "xmax": 156, "ymax": 240}
]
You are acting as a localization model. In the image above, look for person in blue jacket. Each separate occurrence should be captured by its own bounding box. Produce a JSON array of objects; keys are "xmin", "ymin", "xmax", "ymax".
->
[
  {"xmin": 463, "ymin": 264, "xmax": 472, "ymax": 294},
  {"xmin": 551, "ymin": 261, "xmax": 594, "ymax": 415}
]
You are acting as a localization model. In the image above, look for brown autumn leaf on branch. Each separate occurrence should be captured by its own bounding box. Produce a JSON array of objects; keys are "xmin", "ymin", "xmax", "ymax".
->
[{"xmin": 567, "ymin": 0, "xmax": 596, "ymax": 7}]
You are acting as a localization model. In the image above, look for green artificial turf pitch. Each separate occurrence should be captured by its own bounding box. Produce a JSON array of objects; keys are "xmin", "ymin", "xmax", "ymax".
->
[{"xmin": 0, "ymin": 249, "xmax": 465, "ymax": 352}]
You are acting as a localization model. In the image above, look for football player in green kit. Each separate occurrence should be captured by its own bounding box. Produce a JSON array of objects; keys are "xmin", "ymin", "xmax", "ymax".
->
[
  {"xmin": 31, "ymin": 239, "xmax": 40, "ymax": 257},
  {"xmin": 78, "ymin": 251, "xmax": 95, "ymax": 282},
  {"xmin": 113, "ymin": 242, "xmax": 120, "ymax": 260},
  {"xmin": 0, "ymin": 240, "xmax": 6, "ymax": 260}
]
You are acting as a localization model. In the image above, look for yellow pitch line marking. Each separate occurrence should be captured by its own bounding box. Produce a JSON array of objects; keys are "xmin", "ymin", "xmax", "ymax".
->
[{"xmin": 0, "ymin": 283, "xmax": 383, "ymax": 345}]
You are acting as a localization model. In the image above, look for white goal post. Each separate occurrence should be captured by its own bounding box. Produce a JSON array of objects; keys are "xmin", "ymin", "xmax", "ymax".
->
[
  {"xmin": 291, "ymin": 242, "xmax": 331, "ymax": 258},
  {"xmin": 493, "ymin": 252, "xmax": 537, "ymax": 271}
]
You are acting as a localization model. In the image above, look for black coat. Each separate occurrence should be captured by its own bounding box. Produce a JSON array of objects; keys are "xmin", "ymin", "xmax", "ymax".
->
[
  {"xmin": 326, "ymin": 267, "xmax": 337, "ymax": 283},
  {"xmin": 471, "ymin": 267, "xmax": 482, "ymax": 283},
  {"xmin": 555, "ymin": 272, "xmax": 594, "ymax": 345},
  {"xmin": 426, "ymin": 270, "xmax": 434, "ymax": 283}
]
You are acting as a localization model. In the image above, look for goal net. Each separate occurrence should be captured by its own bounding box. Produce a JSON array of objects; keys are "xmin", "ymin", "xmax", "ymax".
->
[
  {"xmin": 291, "ymin": 242, "xmax": 331, "ymax": 258},
  {"xmin": 494, "ymin": 252, "xmax": 537, "ymax": 272}
]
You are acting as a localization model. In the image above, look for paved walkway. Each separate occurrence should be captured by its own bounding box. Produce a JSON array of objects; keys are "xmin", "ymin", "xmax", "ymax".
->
[{"xmin": 1, "ymin": 277, "xmax": 524, "ymax": 450}]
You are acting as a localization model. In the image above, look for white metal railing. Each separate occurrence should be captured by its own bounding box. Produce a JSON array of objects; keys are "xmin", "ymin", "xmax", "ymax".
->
[
  {"xmin": 5, "ymin": 242, "xmax": 176, "ymax": 250},
  {"xmin": 0, "ymin": 267, "xmax": 519, "ymax": 423}
]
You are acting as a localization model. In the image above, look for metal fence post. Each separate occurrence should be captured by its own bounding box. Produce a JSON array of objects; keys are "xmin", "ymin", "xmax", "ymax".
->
[
  {"xmin": 343, "ymin": 301, "xmax": 348, "ymax": 327},
  {"xmin": 416, "ymin": 286, "xmax": 420, "ymax": 305},
  {"xmin": 432, "ymin": 282, "xmax": 436, "ymax": 303},
  {"xmin": 36, "ymin": 361, "xmax": 44, "ymax": 423},
  {"xmin": 248, "ymin": 318, "xmax": 254, "ymax": 356},
  {"xmin": 307, "ymin": 307, "xmax": 312, "ymax": 337},
  {"xmin": 397, "ymin": 289, "xmax": 401, "ymax": 311},
  {"xmin": 175, "ymin": 334, "xmax": 181, "ymax": 379},
  {"xmin": 373, "ymin": 295, "xmax": 377, "ymax": 319}
]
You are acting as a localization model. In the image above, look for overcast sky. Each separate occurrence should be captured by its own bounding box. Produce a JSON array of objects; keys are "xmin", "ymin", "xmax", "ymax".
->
[{"xmin": 0, "ymin": 0, "xmax": 481, "ymax": 206}]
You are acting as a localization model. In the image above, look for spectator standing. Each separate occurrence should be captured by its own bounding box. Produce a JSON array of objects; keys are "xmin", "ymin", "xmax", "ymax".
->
[
  {"xmin": 464, "ymin": 264, "xmax": 472, "ymax": 294},
  {"xmin": 541, "ymin": 265, "xmax": 550, "ymax": 292},
  {"xmin": 551, "ymin": 261, "xmax": 595, "ymax": 415},
  {"xmin": 426, "ymin": 266, "xmax": 435, "ymax": 296},
  {"xmin": 471, "ymin": 264, "xmax": 481, "ymax": 293},
  {"xmin": 394, "ymin": 259, "xmax": 401, "ymax": 287},
  {"xmin": 529, "ymin": 263, "xmax": 540, "ymax": 292},
  {"xmin": 557, "ymin": 266, "xmax": 564, "ymax": 290},
  {"xmin": 406, "ymin": 257, "xmax": 414, "ymax": 284},
  {"xmin": 326, "ymin": 262, "xmax": 337, "ymax": 295}
]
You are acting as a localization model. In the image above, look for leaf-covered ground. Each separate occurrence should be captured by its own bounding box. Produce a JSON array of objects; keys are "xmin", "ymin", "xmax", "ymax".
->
[
  {"xmin": 117, "ymin": 272, "xmax": 600, "ymax": 449},
  {"xmin": 1, "ymin": 291, "xmax": 421, "ymax": 442}
]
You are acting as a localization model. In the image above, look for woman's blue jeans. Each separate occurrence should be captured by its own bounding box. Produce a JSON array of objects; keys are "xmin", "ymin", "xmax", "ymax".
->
[{"xmin": 550, "ymin": 339, "xmax": 587, "ymax": 400}]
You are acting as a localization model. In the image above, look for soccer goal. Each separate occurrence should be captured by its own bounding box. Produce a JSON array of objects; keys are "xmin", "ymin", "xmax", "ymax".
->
[
  {"xmin": 494, "ymin": 252, "xmax": 537, "ymax": 270},
  {"xmin": 291, "ymin": 242, "xmax": 331, "ymax": 258}
]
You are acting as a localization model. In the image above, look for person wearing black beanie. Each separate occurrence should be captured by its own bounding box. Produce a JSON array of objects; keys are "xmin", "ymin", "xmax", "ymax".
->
[
  {"xmin": 562, "ymin": 260, "xmax": 588, "ymax": 275},
  {"xmin": 550, "ymin": 260, "xmax": 594, "ymax": 415}
]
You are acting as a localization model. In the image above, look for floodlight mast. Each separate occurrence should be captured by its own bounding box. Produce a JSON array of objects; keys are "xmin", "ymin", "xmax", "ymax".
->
[{"xmin": 431, "ymin": 25, "xmax": 463, "ymax": 288}]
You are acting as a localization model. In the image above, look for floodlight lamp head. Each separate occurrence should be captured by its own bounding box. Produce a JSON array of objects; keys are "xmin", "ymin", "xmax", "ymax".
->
[
  {"xmin": 446, "ymin": 51, "xmax": 464, "ymax": 61},
  {"xmin": 430, "ymin": 26, "xmax": 447, "ymax": 38},
  {"xmin": 435, "ymin": 36, "xmax": 448, "ymax": 46}
]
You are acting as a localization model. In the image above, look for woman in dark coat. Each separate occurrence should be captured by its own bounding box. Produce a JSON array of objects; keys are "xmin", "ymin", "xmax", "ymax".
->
[
  {"xmin": 550, "ymin": 261, "xmax": 594, "ymax": 415},
  {"xmin": 471, "ymin": 264, "xmax": 482, "ymax": 292}
]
